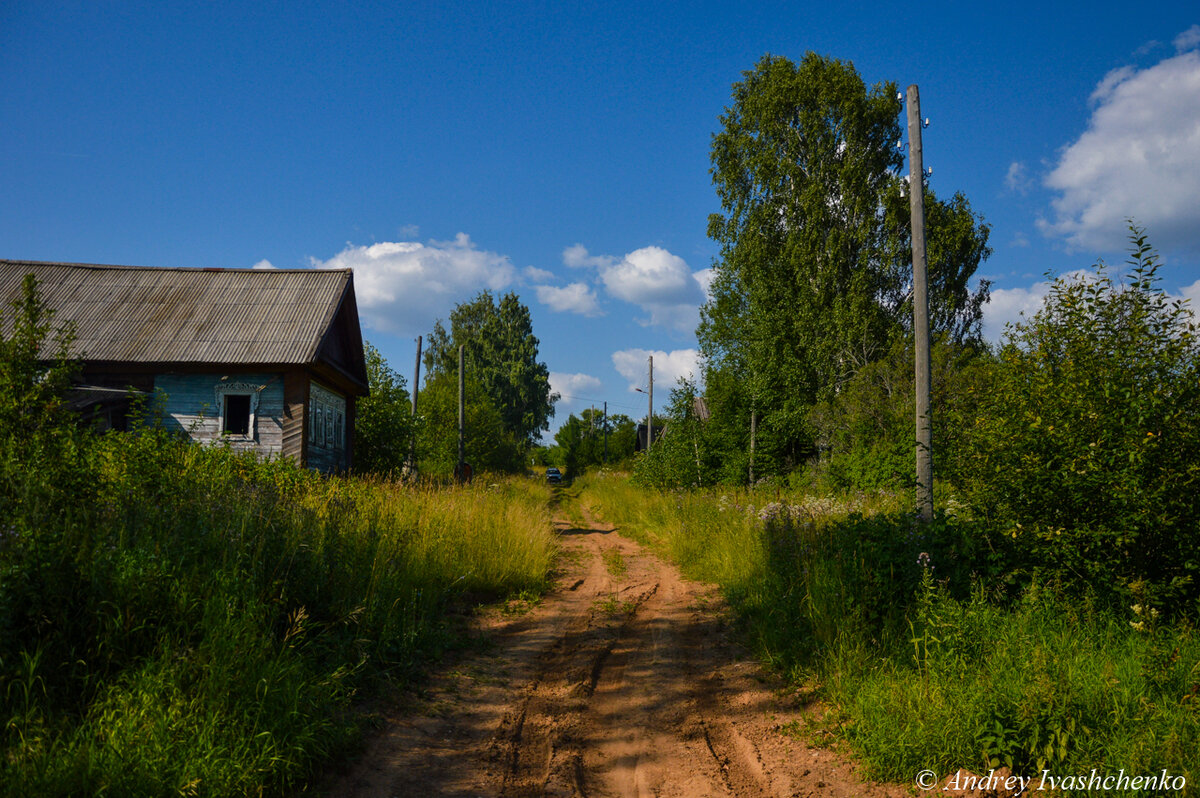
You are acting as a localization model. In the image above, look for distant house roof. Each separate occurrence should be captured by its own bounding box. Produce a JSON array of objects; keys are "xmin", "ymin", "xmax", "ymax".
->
[{"xmin": 0, "ymin": 260, "xmax": 369, "ymax": 392}]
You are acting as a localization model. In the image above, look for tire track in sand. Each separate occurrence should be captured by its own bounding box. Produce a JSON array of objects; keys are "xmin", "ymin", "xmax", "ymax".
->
[{"xmin": 327, "ymin": 505, "xmax": 906, "ymax": 798}]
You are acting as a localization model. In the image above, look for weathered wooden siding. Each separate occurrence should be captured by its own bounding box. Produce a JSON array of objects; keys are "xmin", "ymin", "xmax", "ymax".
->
[
  {"xmin": 307, "ymin": 381, "xmax": 347, "ymax": 473},
  {"xmin": 281, "ymin": 370, "xmax": 309, "ymax": 466},
  {"xmin": 155, "ymin": 372, "xmax": 286, "ymax": 456}
]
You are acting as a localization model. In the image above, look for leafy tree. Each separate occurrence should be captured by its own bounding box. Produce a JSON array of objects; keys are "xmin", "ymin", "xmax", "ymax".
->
[
  {"xmin": 700, "ymin": 53, "xmax": 990, "ymax": 476},
  {"xmin": 353, "ymin": 342, "xmax": 414, "ymax": 475},
  {"xmin": 949, "ymin": 226, "xmax": 1200, "ymax": 609},
  {"xmin": 415, "ymin": 371, "xmax": 522, "ymax": 475},
  {"xmin": 632, "ymin": 379, "xmax": 718, "ymax": 489},
  {"xmin": 0, "ymin": 273, "xmax": 79, "ymax": 438},
  {"xmin": 425, "ymin": 291, "xmax": 557, "ymax": 446},
  {"xmin": 548, "ymin": 407, "xmax": 637, "ymax": 474},
  {"xmin": 808, "ymin": 337, "xmax": 988, "ymax": 490}
]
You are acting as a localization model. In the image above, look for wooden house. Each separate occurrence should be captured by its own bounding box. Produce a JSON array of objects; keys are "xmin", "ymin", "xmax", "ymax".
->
[{"xmin": 0, "ymin": 260, "xmax": 369, "ymax": 473}]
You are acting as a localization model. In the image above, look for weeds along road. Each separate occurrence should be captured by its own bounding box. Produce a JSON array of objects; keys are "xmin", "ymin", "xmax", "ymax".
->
[{"xmin": 328, "ymin": 497, "xmax": 906, "ymax": 798}]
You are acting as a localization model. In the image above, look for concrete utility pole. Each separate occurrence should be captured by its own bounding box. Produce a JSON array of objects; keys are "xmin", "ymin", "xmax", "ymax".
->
[
  {"xmin": 457, "ymin": 344, "xmax": 466, "ymax": 481},
  {"xmin": 749, "ymin": 407, "xmax": 757, "ymax": 485},
  {"xmin": 647, "ymin": 355, "xmax": 654, "ymax": 450},
  {"xmin": 408, "ymin": 335, "xmax": 422, "ymax": 473},
  {"xmin": 907, "ymin": 84, "xmax": 933, "ymax": 522}
]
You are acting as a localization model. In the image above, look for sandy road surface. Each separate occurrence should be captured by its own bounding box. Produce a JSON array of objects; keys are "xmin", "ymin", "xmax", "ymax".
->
[{"xmin": 327, "ymin": 509, "xmax": 908, "ymax": 798}]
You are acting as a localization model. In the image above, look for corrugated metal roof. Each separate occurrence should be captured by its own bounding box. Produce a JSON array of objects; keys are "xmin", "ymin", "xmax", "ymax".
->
[{"xmin": 0, "ymin": 260, "xmax": 353, "ymax": 365}]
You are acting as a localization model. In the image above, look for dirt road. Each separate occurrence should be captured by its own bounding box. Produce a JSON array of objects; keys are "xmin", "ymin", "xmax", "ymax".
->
[{"xmin": 328, "ymin": 509, "xmax": 907, "ymax": 798}]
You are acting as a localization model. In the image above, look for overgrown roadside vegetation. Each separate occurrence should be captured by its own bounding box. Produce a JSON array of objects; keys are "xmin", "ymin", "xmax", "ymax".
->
[
  {"xmin": 588, "ymin": 228, "xmax": 1200, "ymax": 790},
  {"xmin": 0, "ymin": 275, "xmax": 559, "ymax": 796},
  {"xmin": 0, "ymin": 432, "xmax": 556, "ymax": 796},
  {"xmin": 579, "ymin": 477, "xmax": 1199, "ymax": 789}
]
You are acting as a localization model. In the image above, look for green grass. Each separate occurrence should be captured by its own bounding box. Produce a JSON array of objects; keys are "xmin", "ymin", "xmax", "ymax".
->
[
  {"xmin": 0, "ymin": 428, "xmax": 557, "ymax": 797},
  {"xmin": 577, "ymin": 472, "xmax": 1200, "ymax": 794},
  {"xmin": 601, "ymin": 548, "xmax": 627, "ymax": 579}
]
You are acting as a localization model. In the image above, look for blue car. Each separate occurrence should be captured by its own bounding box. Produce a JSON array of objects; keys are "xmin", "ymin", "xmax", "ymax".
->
[{"xmin": 546, "ymin": 467, "xmax": 563, "ymax": 484}]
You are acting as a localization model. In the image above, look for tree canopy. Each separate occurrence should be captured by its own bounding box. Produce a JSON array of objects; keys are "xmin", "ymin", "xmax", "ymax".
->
[
  {"xmin": 353, "ymin": 342, "xmax": 414, "ymax": 475},
  {"xmin": 425, "ymin": 291, "xmax": 557, "ymax": 447},
  {"xmin": 699, "ymin": 52, "xmax": 991, "ymax": 474}
]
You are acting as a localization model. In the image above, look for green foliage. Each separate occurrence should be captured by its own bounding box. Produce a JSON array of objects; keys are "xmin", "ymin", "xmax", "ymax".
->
[
  {"xmin": 579, "ymin": 475, "xmax": 1200, "ymax": 791},
  {"xmin": 354, "ymin": 342, "xmax": 415, "ymax": 475},
  {"xmin": 950, "ymin": 226, "xmax": 1200, "ymax": 610},
  {"xmin": 808, "ymin": 338, "xmax": 989, "ymax": 492},
  {"xmin": 700, "ymin": 53, "xmax": 991, "ymax": 478},
  {"xmin": 0, "ymin": 280, "xmax": 558, "ymax": 793},
  {"xmin": 416, "ymin": 371, "xmax": 523, "ymax": 475},
  {"xmin": 632, "ymin": 380, "xmax": 717, "ymax": 489},
  {"xmin": 0, "ymin": 431, "xmax": 555, "ymax": 795},
  {"xmin": 0, "ymin": 273, "xmax": 80, "ymax": 438},
  {"xmin": 549, "ymin": 408, "xmax": 637, "ymax": 475},
  {"xmin": 425, "ymin": 291, "xmax": 556, "ymax": 447}
]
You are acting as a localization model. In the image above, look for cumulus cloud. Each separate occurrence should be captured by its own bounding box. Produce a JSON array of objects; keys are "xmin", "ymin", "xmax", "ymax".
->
[
  {"xmin": 1181, "ymin": 277, "xmax": 1200, "ymax": 307},
  {"xmin": 982, "ymin": 281, "xmax": 1053, "ymax": 342},
  {"xmin": 1040, "ymin": 32, "xmax": 1200, "ymax": 254},
  {"xmin": 251, "ymin": 259, "xmax": 275, "ymax": 270},
  {"xmin": 565, "ymin": 244, "xmax": 708, "ymax": 333},
  {"xmin": 523, "ymin": 265, "xmax": 556, "ymax": 282},
  {"xmin": 611, "ymin": 348, "xmax": 701, "ymax": 393},
  {"xmin": 1005, "ymin": 161, "xmax": 1032, "ymax": 195},
  {"xmin": 1175, "ymin": 24, "xmax": 1200, "ymax": 52},
  {"xmin": 549, "ymin": 372, "xmax": 604, "ymax": 410},
  {"xmin": 563, "ymin": 243, "xmax": 615, "ymax": 270},
  {"xmin": 311, "ymin": 233, "xmax": 516, "ymax": 336},
  {"xmin": 536, "ymin": 282, "xmax": 603, "ymax": 316},
  {"xmin": 981, "ymin": 270, "xmax": 1105, "ymax": 342}
]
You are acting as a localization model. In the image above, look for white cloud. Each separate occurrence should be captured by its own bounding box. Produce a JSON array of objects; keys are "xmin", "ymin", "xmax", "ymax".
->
[
  {"xmin": 982, "ymin": 281, "xmax": 1052, "ymax": 342},
  {"xmin": 1180, "ymin": 278, "xmax": 1200, "ymax": 307},
  {"xmin": 523, "ymin": 265, "xmax": 555, "ymax": 282},
  {"xmin": 549, "ymin": 372, "xmax": 604, "ymax": 409},
  {"xmin": 536, "ymin": 282, "xmax": 603, "ymax": 316},
  {"xmin": 311, "ymin": 233, "xmax": 516, "ymax": 336},
  {"xmin": 982, "ymin": 269, "xmax": 1099, "ymax": 342},
  {"xmin": 1175, "ymin": 24, "xmax": 1200, "ymax": 52},
  {"xmin": 563, "ymin": 243, "xmax": 615, "ymax": 270},
  {"xmin": 1040, "ymin": 34, "xmax": 1200, "ymax": 254},
  {"xmin": 611, "ymin": 348, "xmax": 701, "ymax": 393},
  {"xmin": 251, "ymin": 259, "xmax": 275, "ymax": 270},
  {"xmin": 693, "ymin": 267, "xmax": 717, "ymax": 299},
  {"xmin": 1005, "ymin": 161, "xmax": 1032, "ymax": 195},
  {"xmin": 567, "ymin": 244, "xmax": 708, "ymax": 333}
]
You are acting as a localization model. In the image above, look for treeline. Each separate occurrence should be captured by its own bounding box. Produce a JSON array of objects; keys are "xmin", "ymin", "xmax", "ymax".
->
[
  {"xmin": 636, "ymin": 52, "xmax": 1200, "ymax": 614},
  {"xmin": 355, "ymin": 289, "xmax": 557, "ymax": 477}
]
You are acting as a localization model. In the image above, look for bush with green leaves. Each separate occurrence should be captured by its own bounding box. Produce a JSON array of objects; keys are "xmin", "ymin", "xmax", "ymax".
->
[
  {"xmin": 950, "ymin": 226, "xmax": 1200, "ymax": 611},
  {"xmin": 631, "ymin": 380, "xmax": 718, "ymax": 489},
  {"xmin": 808, "ymin": 338, "xmax": 989, "ymax": 492},
  {"xmin": 354, "ymin": 342, "xmax": 416, "ymax": 475}
]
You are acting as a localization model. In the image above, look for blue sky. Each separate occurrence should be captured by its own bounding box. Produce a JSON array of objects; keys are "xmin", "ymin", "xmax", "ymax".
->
[{"xmin": 3, "ymin": 2, "xmax": 1199, "ymax": 438}]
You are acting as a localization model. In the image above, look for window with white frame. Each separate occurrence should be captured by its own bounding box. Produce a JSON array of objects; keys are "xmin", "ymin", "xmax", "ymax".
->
[{"xmin": 215, "ymin": 382, "xmax": 262, "ymax": 439}]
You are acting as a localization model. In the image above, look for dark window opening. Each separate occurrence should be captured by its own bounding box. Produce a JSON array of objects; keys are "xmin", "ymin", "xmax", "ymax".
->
[{"xmin": 223, "ymin": 394, "xmax": 252, "ymax": 435}]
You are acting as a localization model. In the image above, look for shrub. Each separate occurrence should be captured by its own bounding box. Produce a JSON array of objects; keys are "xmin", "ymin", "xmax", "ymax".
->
[{"xmin": 949, "ymin": 226, "xmax": 1200, "ymax": 611}]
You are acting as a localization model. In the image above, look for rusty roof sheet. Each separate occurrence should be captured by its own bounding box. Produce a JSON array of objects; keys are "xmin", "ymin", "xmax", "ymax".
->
[{"xmin": 0, "ymin": 260, "xmax": 354, "ymax": 365}]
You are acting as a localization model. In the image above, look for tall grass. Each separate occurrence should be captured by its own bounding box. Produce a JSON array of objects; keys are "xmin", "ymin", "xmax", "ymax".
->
[
  {"xmin": 578, "ymin": 473, "xmax": 1199, "ymax": 793},
  {"xmin": 0, "ymin": 428, "xmax": 556, "ymax": 796}
]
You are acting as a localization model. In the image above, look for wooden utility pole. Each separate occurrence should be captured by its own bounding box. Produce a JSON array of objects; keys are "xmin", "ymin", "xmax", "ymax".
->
[
  {"xmin": 647, "ymin": 355, "xmax": 654, "ymax": 450},
  {"xmin": 907, "ymin": 84, "xmax": 933, "ymax": 522},
  {"xmin": 603, "ymin": 400, "xmax": 608, "ymax": 464},
  {"xmin": 457, "ymin": 344, "xmax": 466, "ymax": 481},
  {"xmin": 408, "ymin": 335, "xmax": 422, "ymax": 474}
]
